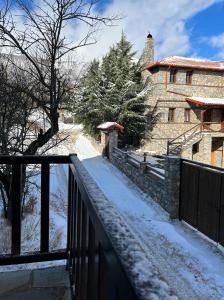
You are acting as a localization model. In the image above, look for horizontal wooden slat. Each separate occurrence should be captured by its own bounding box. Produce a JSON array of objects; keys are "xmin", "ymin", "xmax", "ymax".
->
[
  {"xmin": 0, "ymin": 250, "xmax": 68, "ymax": 265},
  {"xmin": 182, "ymin": 158, "xmax": 224, "ymax": 173},
  {"xmin": 0, "ymin": 155, "xmax": 72, "ymax": 164}
]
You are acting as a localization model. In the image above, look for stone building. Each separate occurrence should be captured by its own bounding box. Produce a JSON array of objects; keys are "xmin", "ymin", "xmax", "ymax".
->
[{"xmin": 142, "ymin": 34, "xmax": 224, "ymax": 167}]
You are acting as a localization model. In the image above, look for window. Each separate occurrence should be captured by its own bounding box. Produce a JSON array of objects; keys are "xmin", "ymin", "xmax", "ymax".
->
[
  {"xmin": 192, "ymin": 142, "xmax": 199, "ymax": 154},
  {"xmin": 186, "ymin": 70, "xmax": 193, "ymax": 85},
  {"xmin": 184, "ymin": 108, "xmax": 190, "ymax": 122},
  {"xmin": 170, "ymin": 69, "xmax": 177, "ymax": 83},
  {"xmin": 168, "ymin": 108, "xmax": 175, "ymax": 122}
]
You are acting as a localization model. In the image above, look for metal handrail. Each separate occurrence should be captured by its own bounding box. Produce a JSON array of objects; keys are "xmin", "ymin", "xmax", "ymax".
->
[
  {"xmin": 168, "ymin": 124, "xmax": 200, "ymax": 145},
  {"xmin": 167, "ymin": 124, "xmax": 201, "ymax": 154}
]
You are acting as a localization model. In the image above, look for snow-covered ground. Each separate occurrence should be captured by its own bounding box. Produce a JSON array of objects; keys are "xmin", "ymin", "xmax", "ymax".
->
[
  {"xmin": 73, "ymin": 132, "xmax": 224, "ymax": 300},
  {"xmin": 1, "ymin": 123, "xmax": 224, "ymax": 300}
]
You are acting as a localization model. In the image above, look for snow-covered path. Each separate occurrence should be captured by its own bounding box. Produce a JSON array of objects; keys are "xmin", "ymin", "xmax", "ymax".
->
[{"xmin": 74, "ymin": 133, "xmax": 224, "ymax": 300}]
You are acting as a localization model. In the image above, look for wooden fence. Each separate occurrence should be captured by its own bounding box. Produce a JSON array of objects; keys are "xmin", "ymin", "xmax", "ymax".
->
[{"xmin": 180, "ymin": 159, "xmax": 224, "ymax": 246}]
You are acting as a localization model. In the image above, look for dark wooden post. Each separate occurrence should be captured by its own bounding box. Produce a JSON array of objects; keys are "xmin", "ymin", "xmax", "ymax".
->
[
  {"xmin": 11, "ymin": 164, "xmax": 22, "ymax": 255},
  {"xmin": 40, "ymin": 163, "xmax": 50, "ymax": 253},
  {"xmin": 87, "ymin": 219, "xmax": 99, "ymax": 300},
  {"xmin": 66, "ymin": 166, "xmax": 73, "ymax": 271},
  {"xmin": 200, "ymin": 109, "xmax": 204, "ymax": 131}
]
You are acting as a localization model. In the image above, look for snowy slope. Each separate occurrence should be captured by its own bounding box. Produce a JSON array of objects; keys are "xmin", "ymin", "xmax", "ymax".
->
[{"xmin": 74, "ymin": 133, "xmax": 224, "ymax": 300}]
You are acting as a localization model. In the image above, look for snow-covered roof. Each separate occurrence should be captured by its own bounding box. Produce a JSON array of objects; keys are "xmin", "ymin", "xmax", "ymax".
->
[
  {"xmin": 146, "ymin": 56, "xmax": 224, "ymax": 71},
  {"xmin": 97, "ymin": 122, "xmax": 124, "ymax": 130},
  {"xmin": 186, "ymin": 96, "xmax": 224, "ymax": 106}
]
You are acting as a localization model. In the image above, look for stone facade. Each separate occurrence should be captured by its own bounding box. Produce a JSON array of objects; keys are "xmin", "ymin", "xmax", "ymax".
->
[
  {"xmin": 141, "ymin": 36, "xmax": 224, "ymax": 167},
  {"xmin": 98, "ymin": 129, "xmax": 119, "ymax": 159},
  {"xmin": 140, "ymin": 33, "xmax": 154, "ymax": 82}
]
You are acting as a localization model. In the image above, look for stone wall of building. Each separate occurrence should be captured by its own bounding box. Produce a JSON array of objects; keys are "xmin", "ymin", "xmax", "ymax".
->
[
  {"xmin": 143, "ymin": 65, "xmax": 224, "ymax": 162},
  {"xmin": 151, "ymin": 68, "xmax": 224, "ymax": 97},
  {"xmin": 141, "ymin": 34, "xmax": 154, "ymax": 83},
  {"xmin": 189, "ymin": 133, "xmax": 212, "ymax": 164}
]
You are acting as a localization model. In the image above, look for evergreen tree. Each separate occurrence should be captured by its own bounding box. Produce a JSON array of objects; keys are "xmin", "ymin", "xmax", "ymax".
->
[
  {"xmin": 74, "ymin": 59, "xmax": 104, "ymax": 138},
  {"xmin": 117, "ymin": 74, "xmax": 149, "ymax": 146},
  {"xmin": 74, "ymin": 33, "xmax": 156, "ymax": 145},
  {"xmin": 101, "ymin": 32, "xmax": 138, "ymax": 119}
]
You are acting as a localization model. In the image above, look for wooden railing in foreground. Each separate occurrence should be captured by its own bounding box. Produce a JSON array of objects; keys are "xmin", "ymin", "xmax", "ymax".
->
[
  {"xmin": 0, "ymin": 155, "xmax": 139, "ymax": 300},
  {"xmin": 0, "ymin": 155, "xmax": 70, "ymax": 265},
  {"xmin": 67, "ymin": 155, "xmax": 138, "ymax": 300}
]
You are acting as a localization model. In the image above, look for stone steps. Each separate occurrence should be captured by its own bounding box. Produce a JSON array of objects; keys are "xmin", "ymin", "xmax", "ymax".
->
[
  {"xmin": 0, "ymin": 265, "xmax": 71, "ymax": 300},
  {"xmin": 169, "ymin": 132, "xmax": 202, "ymax": 155}
]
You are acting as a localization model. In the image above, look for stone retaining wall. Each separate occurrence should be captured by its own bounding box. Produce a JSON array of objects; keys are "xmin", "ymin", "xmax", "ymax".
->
[{"xmin": 111, "ymin": 148, "xmax": 180, "ymax": 218}]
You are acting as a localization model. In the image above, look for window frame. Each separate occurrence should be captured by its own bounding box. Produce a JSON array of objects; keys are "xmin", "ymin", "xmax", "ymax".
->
[
  {"xmin": 169, "ymin": 69, "xmax": 177, "ymax": 83},
  {"xmin": 184, "ymin": 108, "xmax": 191, "ymax": 122},
  {"xmin": 168, "ymin": 108, "xmax": 175, "ymax": 123},
  {"xmin": 186, "ymin": 70, "xmax": 193, "ymax": 85}
]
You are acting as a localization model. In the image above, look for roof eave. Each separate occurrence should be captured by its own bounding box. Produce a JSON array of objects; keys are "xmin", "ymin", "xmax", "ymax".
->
[
  {"xmin": 146, "ymin": 63, "xmax": 224, "ymax": 72},
  {"xmin": 186, "ymin": 97, "xmax": 224, "ymax": 106}
]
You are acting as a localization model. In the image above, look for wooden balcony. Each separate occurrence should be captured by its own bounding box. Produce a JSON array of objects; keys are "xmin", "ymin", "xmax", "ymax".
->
[
  {"xmin": 0, "ymin": 155, "xmax": 140, "ymax": 300},
  {"xmin": 201, "ymin": 122, "xmax": 224, "ymax": 132}
]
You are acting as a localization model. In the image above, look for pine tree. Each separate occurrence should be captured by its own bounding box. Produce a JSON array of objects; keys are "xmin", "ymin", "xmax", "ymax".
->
[
  {"xmin": 74, "ymin": 33, "xmax": 156, "ymax": 145},
  {"xmin": 74, "ymin": 59, "xmax": 104, "ymax": 138},
  {"xmin": 117, "ymin": 73, "xmax": 149, "ymax": 146},
  {"xmin": 101, "ymin": 32, "xmax": 139, "ymax": 120}
]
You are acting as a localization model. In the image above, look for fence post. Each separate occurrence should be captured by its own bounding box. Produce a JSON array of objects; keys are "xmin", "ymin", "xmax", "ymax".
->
[
  {"xmin": 123, "ymin": 152, "xmax": 128, "ymax": 163},
  {"xmin": 108, "ymin": 130, "xmax": 118, "ymax": 160},
  {"xmin": 165, "ymin": 156, "xmax": 181, "ymax": 219},
  {"xmin": 139, "ymin": 162, "xmax": 147, "ymax": 174},
  {"xmin": 40, "ymin": 163, "xmax": 50, "ymax": 253},
  {"xmin": 11, "ymin": 164, "xmax": 22, "ymax": 255}
]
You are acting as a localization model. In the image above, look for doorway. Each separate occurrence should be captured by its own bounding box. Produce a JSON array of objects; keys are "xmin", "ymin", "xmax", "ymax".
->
[
  {"xmin": 203, "ymin": 109, "xmax": 212, "ymax": 130},
  {"xmin": 211, "ymin": 138, "xmax": 224, "ymax": 166},
  {"xmin": 221, "ymin": 109, "xmax": 224, "ymax": 131}
]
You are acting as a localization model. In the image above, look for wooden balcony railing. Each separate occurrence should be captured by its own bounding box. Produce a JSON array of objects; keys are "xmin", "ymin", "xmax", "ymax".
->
[
  {"xmin": 0, "ymin": 154, "xmax": 139, "ymax": 300},
  {"xmin": 201, "ymin": 122, "xmax": 224, "ymax": 132}
]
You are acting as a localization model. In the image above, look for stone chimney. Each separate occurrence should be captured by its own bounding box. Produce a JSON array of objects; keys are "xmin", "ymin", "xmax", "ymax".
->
[{"xmin": 141, "ymin": 33, "xmax": 154, "ymax": 82}]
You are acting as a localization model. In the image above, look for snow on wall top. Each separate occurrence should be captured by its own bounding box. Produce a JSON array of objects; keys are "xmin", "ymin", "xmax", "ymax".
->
[
  {"xmin": 97, "ymin": 122, "xmax": 124, "ymax": 130},
  {"xmin": 186, "ymin": 96, "xmax": 224, "ymax": 106},
  {"xmin": 70, "ymin": 155, "xmax": 177, "ymax": 300},
  {"xmin": 146, "ymin": 56, "xmax": 224, "ymax": 71}
]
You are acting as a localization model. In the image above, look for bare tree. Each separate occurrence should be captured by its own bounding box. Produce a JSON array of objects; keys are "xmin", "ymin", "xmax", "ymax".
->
[
  {"xmin": 0, "ymin": 0, "xmax": 117, "ymax": 219},
  {"xmin": 0, "ymin": 0, "xmax": 117, "ymax": 153},
  {"xmin": 0, "ymin": 61, "xmax": 35, "ymax": 217}
]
